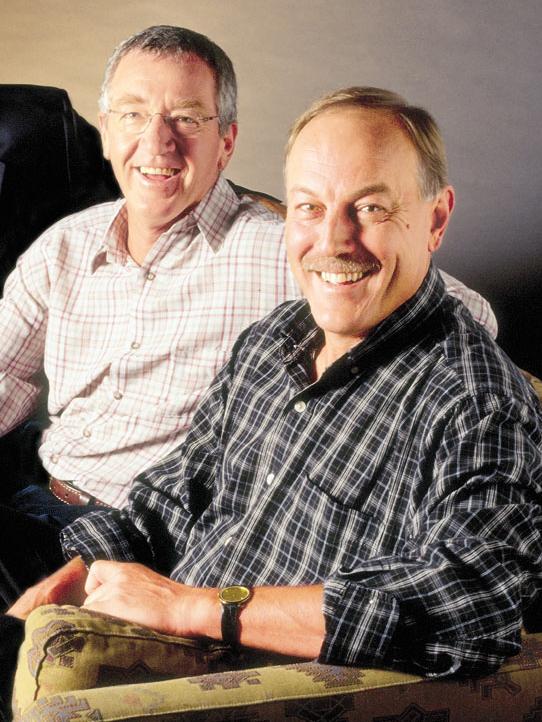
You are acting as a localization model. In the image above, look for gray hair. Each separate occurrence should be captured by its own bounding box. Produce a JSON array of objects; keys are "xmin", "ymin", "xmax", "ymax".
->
[
  {"xmin": 286, "ymin": 86, "xmax": 448, "ymax": 200},
  {"xmin": 99, "ymin": 25, "xmax": 237, "ymax": 135}
]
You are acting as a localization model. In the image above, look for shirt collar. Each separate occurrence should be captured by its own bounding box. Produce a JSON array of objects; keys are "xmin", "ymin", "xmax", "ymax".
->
[
  {"xmin": 90, "ymin": 199, "xmax": 129, "ymax": 272},
  {"xmin": 280, "ymin": 263, "xmax": 447, "ymax": 374},
  {"xmin": 90, "ymin": 174, "xmax": 241, "ymax": 272},
  {"xmin": 191, "ymin": 174, "xmax": 241, "ymax": 253}
]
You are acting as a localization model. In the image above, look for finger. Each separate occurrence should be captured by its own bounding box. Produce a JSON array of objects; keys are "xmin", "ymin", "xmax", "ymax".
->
[
  {"xmin": 84, "ymin": 560, "xmax": 123, "ymax": 595},
  {"xmin": 8, "ymin": 590, "xmax": 37, "ymax": 620},
  {"xmin": 8, "ymin": 558, "xmax": 89, "ymax": 619},
  {"xmin": 83, "ymin": 579, "xmax": 113, "ymax": 605}
]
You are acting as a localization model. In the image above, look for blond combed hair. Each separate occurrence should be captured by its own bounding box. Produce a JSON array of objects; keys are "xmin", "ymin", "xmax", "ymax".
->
[{"xmin": 286, "ymin": 87, "xmax": 448, "ymax": 199}]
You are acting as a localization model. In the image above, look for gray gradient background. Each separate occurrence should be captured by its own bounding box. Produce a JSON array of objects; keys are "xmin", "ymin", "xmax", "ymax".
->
[{"xmin": 2, "ymin": 0, "xmax": 540, "ymax": 374}]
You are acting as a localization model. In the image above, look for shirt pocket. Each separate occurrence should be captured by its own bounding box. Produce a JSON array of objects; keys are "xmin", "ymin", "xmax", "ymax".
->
[{"xmin": 304, "ymin": 469, "xmax": 383, "ymax": 570}]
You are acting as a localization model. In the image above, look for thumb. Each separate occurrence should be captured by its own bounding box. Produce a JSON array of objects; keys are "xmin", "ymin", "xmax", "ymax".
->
[{"xmin": 84, "ymin": 559, "xmax": 120, "ymax": 595}]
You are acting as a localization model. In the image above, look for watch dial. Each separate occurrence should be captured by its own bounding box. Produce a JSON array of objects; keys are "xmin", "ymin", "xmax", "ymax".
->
[{"xmin": 220, "ymin": 585, "xmax": 251, "ymax": 604}]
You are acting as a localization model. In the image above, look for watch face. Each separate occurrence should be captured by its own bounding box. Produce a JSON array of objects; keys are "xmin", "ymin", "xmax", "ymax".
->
[{"xmin": 219, "ymin": 585, "xmax": 251, "ymax": 604}]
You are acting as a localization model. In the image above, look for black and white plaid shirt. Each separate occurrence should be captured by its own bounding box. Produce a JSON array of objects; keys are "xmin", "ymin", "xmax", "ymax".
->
[{"xmin": 63, "ymin": 264, "xmax": 542, "ymax": 677}]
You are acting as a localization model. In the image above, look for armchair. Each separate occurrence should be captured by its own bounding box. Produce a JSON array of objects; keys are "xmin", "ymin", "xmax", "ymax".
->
[
  {"xmin": 0, "ymin": 84, "xmax": 119, "ymax": 291},
  {"xmin": 12, "ymin": 596, "xmax": 542, "ymax": 721},
  {"xmin": 11, "ymin": 371, "xmax": 542, "ymax": 721}
]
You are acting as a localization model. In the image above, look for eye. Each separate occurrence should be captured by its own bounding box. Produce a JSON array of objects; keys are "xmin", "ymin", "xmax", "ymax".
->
[
  {"xmin": 121, "ymin": 111, "xmax": 143, "ymax": 120},
  {"xmin": 296, "ymin": 202, "xmax": 323, "ymax": 215},
  {"xmin": 172, "ymin": 115, "xmax": 199, "ymax": 127},
  {"xmin": 357, "ymin": 203, "xmax": 389, "ymax": 223}
]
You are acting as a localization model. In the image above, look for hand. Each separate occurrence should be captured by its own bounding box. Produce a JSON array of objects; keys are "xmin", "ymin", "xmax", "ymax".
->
[
  {"xmin": 83, "ymin": 561, "xmax": 217, "ymax": 638},
  {"xmin": 7, "ymin": 556, "xmax": 88, "ymax": 620}
]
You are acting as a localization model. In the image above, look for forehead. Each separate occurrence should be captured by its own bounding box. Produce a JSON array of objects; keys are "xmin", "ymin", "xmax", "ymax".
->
[
  {"xmin": 286, "ymin": 108, "xmax": 419, "ymax": 192},
  {"xmin": 108, "ymin": 49, "xmax": 217, "ymax": 104}
]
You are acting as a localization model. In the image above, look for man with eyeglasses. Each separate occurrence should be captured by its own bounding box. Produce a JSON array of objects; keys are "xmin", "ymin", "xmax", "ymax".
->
[
  {"xmin": 0, "ymin": 26, "xmax": 296, "ymax": 537},
  {"xmin": 0, "ymin": 28, "xmax": 495, "ymax": 587}
]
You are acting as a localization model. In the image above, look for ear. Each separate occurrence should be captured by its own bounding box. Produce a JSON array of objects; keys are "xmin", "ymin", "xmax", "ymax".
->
[
  {"xmin": 218, "ymin": 122, "xmax": 238, "ymax": 171},
  {"xmin": 428, "ymin": 186, "xmax": 455, "ymax": 253},
  {"xmin": 98, "ymin": 112, "xmax": 111, "ymax": 160}
]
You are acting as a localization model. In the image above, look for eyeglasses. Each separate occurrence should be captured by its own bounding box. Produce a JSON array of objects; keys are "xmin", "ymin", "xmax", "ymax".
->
[{"xmin": 107, "ymin": 109, "xmax": 219, "ymax": 136}]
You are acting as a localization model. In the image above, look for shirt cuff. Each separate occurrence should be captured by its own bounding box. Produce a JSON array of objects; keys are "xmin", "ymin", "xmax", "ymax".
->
[
  {"xmin": 320, "ymin": 579, "xmax": 399, "ymax": 666},
  {"xmin": 60, "ymin": 510, "xmax": 152, "ymax": 567}
]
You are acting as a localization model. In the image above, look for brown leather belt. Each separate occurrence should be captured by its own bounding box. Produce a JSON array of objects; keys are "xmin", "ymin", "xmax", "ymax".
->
[{"xmin": 49, "ymin": 477, "xmax": 112, "ymax": 508}]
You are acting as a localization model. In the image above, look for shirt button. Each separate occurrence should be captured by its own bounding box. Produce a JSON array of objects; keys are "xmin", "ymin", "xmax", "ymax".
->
[
  {"xmin": 131, "ymin": 341, "xmax": 140, "ymax": 350},
  {"xmin": 50, "ymin": 454, "xmax": 59, "ymax": 463},
  {"xmin": 82, "ymin": 428, "xmax": 92, "ymax": 438},
  {"xmin": 350, "ymin": 366, "xmax": 360, "ymax": 374},
  {"xmin": 266, "ymin": 473, "xmax": 275, "ymax": 485},
  {"xmin": 294, "ymin": 400, "xmax": 306, "ymax": 413},
  {"xmin": 113, "ymin": 391, "xmax": 123, "ymax": 400},
  {"xmin": 146, "ymin": 271, "xmax": 155, "ymax": 281}
]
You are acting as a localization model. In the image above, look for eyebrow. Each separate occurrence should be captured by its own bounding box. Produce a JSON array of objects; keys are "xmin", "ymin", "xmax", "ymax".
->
[
  {"xmin": 109, "ymin": 95, "xmax": 208, "ymax": 113},
  {"xmin": 352, "ymin": 183, "xmax": 391, "ymax": 198},
  {"xmin": 110, "ymin": 93, "xmax": 146, "ymax": 106},
  {"xmin": 170, "ymin": 99, "xmax": 208, "ymax": 112},
  {"xmin": 288, "ymin": 183, "xmax": 391, "ymax": 198}
]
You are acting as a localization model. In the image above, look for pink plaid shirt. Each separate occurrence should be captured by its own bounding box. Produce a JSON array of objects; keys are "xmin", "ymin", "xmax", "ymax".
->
[{"xmin": 0, "ymin": 175, "xmax": 496, "ymax": 507}]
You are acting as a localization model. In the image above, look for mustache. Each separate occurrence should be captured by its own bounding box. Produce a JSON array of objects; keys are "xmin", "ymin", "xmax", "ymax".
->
[{"xmin": 301, "ymin": 256, "xmax": 381, "ymax": 274}]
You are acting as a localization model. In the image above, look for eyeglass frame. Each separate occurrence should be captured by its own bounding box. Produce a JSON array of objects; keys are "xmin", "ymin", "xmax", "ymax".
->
[{"xmin": 106, "ymin": 108, "xmax": 220, "ymax": 136}]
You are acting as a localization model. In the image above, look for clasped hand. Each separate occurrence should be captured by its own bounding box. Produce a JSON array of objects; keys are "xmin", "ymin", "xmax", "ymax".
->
[{"xmin": 8, "ymin": 558, "xmax": 216, "ymax": 640}]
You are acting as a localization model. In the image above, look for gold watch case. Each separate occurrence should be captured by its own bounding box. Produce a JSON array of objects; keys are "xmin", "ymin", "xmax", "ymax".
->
[{"xmin": 218, "ymin": 585, "xmax": 252, "ymax": 605}]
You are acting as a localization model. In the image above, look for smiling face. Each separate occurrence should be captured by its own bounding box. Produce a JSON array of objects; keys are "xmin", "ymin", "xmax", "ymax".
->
[
  {"xmin": 99, "ymin": 50, "xmax": 237, "ymax": 238},
  {"xmin": 285, "ymin": 107, "xmax": 454, "ymax": 360}
]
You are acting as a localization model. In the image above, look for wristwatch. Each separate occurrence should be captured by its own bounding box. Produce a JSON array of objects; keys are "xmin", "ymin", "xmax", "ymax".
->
[{"xmin": 218, "ymin": 585, "xmax": 252, "ymax": 649}]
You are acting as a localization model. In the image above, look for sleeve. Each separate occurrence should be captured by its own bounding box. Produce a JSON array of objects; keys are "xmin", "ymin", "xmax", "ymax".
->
[
  {"xmin": 439, "ymin": 269, "xmax": 498, "ymax": 339},
  {"xmin": 319, "ymin": 392, "xmax": 542, "ymax": 677},
  {"xmin": 0, "ymin": 241, "xmax": 50, "ymax": 435},
  {"xmin": 60, "ymin": 336, "xmax": 237, "ymax": 572}
]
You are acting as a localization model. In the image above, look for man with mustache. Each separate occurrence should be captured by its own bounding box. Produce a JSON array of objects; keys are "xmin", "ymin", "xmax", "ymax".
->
[{"xmin": 3, "ymin": 88, "xmax": 541, "ymax": 715}]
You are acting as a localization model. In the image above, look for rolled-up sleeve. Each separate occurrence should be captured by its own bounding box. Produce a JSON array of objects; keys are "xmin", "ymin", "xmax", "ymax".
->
[
  {"xmin": 321, "ymin": 583, "xmax": 399, "ymax": 666},
  {"xmin": 319, "ymin": 392, "xmax": 542, "ymax": 676}
]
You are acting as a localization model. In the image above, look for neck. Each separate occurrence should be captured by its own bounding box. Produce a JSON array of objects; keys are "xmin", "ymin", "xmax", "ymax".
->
[
  {"xmin": 126, "ymin": 234, "xmax": 155, "ymax": 265},
  {"xmin": 125, "ymin": 214, "xmax": 175, "ymax": 266},
  {"xmin": 313, "ymin": 333, "xmax": 363, "ymax": 380}
]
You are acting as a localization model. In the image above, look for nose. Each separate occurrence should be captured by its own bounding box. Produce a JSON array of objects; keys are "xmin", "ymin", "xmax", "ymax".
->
[
  {"xmin": 315, "ymin": 207, "xmax": 360, "ymax": 257},
  {"xmin": 139, "ymin": 114, "xmax": 177, "ymax": 154}
]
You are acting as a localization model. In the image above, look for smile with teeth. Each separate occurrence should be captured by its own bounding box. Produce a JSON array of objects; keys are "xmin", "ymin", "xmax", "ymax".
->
[
  {"xmin": 302, "ymin": 257, "xmax": 380, "ymax": 285},
  {"xmin": 139, "ymin": 166, "xmax": 180, "ymax": 177},
  {"xmin": 320, "ymin": 270, "xmax": 369, "ymax": 284},
  {"xmin": 317, "ymin": 264, "xmax": 380, "ymax": 285}
]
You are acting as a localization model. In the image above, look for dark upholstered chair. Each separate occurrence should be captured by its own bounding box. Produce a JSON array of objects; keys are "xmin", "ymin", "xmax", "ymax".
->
[{"xmin": 0, "ymin": 84, "xmax": 120, "ymax": 290}]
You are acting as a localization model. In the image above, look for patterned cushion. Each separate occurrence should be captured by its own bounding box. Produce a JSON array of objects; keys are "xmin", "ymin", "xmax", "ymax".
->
[
  {"xmin": 13, "ymin": 604, "xmax": 542, "ymax": 721},
  {"xmin": 13, "ymin": 605, "xmax": 234, "ymax": 714},
  {"xmin": 12, "ymin": 604, "xmax": 297, "ymax": 718}
]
